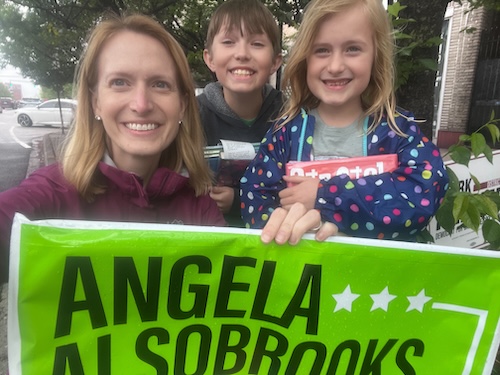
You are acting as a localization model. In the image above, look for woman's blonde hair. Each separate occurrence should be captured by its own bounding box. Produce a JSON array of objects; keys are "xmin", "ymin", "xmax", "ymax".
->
[
  {"xmin": 62, "ymin": 13, "xmax": 212, "ymax": 200},
  {"xmin": 279, "ymin": 0, "xmax": 402, "ymax": 134}
]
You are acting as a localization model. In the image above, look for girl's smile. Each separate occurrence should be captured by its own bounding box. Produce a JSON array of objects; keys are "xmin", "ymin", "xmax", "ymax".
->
[{"xmin": 306, "ymin": 3, "xmax": 374, "ymax": 125}]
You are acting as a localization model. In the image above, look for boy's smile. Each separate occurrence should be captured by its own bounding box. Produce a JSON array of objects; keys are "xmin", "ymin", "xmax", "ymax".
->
[
  {"xmin": 204, "ymin": 23, "xmax": 281, "ymax": 97},
  {"xmin": 230, "ymin": 68, "xmax": 255, "ymax": 77}
]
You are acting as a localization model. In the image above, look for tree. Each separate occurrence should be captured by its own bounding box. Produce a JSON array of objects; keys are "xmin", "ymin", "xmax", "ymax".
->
[
  {"xmin": 1, "ymin": 1, "xmax": 88, "ymax": 132},
  {"xmin": 0, "ymin": 83, "xmax": 11, "ymax": 97},
  {"xmin": 0, "ymin": 1, "xmax": 84, "ymax": 95},
  {"xmin": 40, "ymin": 84, "xmax": 73, "ymax": 101},
  {"xmin": 0, "ymin": 0, "xmax": 497, "ymax": 130},
  {"xmin": 0, "ymin": 0, "xmax": 310, "ymax": 90}
]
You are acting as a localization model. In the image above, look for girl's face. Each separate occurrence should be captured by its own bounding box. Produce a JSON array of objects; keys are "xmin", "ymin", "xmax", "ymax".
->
[
  {"xmin": 203, "ymin": 22, "xmax": 281, "ymax": 98},
  {"xmin": 92, "ymin": 30, "xmax": 185, "ymax": 168},
  {"xmin": 306, "ymin": 4, "xmax": 375, "ymax": 122}
]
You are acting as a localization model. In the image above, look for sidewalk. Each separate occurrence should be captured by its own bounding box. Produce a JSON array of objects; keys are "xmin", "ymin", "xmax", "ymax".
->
[
  {"xmin": 26, "ymin": 132, "xmax": 66, "ymax": 176},
  {"xmin": 0, "ymin": 132, "xmax": 66, "ymax": 373},
  {"xmin": 0, "ymin": 284, "xmax": 6, "ymax": 374}
]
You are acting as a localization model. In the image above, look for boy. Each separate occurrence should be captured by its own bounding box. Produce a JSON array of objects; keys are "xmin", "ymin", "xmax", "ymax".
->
[{"xmin": 198, "ymin": 0, "xmax": 283, "ymax": 226}]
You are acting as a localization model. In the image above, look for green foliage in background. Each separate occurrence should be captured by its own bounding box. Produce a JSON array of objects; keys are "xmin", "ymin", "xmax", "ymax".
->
[
  {"xmin": 40, "ymin": 84, "xmax": 73, "ymax": 101},
  {"xmin": 0, "ymin": 0, "xmax": 309, "ymax": 90},
  {"xmin": 387, "ymin": 2, "xmax": 441, "ymax": 91},
  {"xmin": 0, "ymin": 82, "xmax": 12, "ymax": 97},
  {"xmin": 419, "ymin": 112, "xmax": 500, "ymax": 250}
]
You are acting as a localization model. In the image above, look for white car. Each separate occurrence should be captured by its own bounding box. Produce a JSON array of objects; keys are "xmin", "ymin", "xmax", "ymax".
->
[{"xmin": 16, "ymin": 99, "xmax": 77, "ymax": 127}]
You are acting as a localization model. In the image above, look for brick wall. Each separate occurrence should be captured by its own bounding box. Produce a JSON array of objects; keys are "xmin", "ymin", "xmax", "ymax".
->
[{"xmin": 437, "ymin": 3, "xmax": 486, "ymax": 146}]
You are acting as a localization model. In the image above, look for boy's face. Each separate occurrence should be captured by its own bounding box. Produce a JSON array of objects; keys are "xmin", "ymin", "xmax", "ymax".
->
[{"xmin": 203, "ymin": 22, "xmax": 282, "ymax": 98}]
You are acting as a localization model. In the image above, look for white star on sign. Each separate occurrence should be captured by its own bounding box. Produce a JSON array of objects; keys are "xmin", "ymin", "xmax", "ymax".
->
[
  {"xmin": 370, "ymin": 286, "xmax": 397, "ymax": 311},
  {"xmin": 406, "ymin": 289, "xmax": 432, "ymax": 312},
  {"xmin": 332, "ymin": 285, "xmax": 360, "ymax": 312}
]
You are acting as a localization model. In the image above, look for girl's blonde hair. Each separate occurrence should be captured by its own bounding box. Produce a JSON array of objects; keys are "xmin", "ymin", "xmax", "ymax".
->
[
  {"xmin": 62, "ymin": 13, "xmax": 212, "ymax": 200},
  {"xmin": 279, "ymin": 0, "xmax": 402, "ymax": 135}
]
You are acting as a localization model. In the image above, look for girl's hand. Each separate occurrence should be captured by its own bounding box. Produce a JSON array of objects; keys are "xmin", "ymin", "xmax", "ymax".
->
[
  {"xmin": 261, "ymin": 202, "xmax": 338, "ymax": 245},
  {"xmin": 209, "ymin": 186, "xmax": 234, "ymax": 214},
  {"xmin": 279, "ymin": 175, "xmax": 320, "ymax": 210}
]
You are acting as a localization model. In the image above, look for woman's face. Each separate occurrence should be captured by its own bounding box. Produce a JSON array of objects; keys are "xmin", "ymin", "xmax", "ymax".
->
[{"xmin": 92, "ymin": 30, "xmax": 186, "ymax": 168}]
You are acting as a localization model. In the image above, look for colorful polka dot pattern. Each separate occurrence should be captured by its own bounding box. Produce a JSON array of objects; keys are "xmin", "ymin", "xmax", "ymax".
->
[{"xmin": 240, "ymin": 110, "xmax": 449, "ymax": 241}]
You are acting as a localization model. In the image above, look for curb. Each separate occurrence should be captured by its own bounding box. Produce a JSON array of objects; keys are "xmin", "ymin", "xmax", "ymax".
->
[{"xmin": 26, "ymin": 132, "xmax": 66, "ymax": 177}]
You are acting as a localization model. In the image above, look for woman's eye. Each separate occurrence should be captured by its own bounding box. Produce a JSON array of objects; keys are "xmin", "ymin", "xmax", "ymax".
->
[
  {"xmin": 347, "ymin": 46, "xmax": 361, "ymax": 53},
  {"xmin": 154, "ymin": 81, "xmax": 170, "ymax": 89},
  {"xmin": 110, "ymin": 79, "xmax": 126, "ymax": 87}
]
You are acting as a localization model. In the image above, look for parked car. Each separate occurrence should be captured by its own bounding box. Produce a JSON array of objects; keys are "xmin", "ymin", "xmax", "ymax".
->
[
  {"xmin": 18, "ymin": 98, "xmax": 42, "ymax": 108},
  {"xmin": 16, "ymin": 99, "xmax": 77, "ymax": 127},
  {"xmin": 0, "ymin": 97, "xmax": 16, "ymax": 109}
]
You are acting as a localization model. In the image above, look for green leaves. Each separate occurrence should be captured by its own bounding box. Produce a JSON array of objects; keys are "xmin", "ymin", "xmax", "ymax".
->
[
  {"xmin": 387, "ymin": 2, "xmax": 407, "ymax": 18},
  {"xmin": 483, "ymin": 219, "xmax": 500, "ymax": 249},
  {"xmin": 433, "ymin": 112, "xmax": 500, "ymax": 250},
  {"xmin": 449, "ymin": 145, "xmax": 472, "ymax": 166},
  {"xmin": 388, "ymin": 2, "xmax": 442, "ymax": 90}
]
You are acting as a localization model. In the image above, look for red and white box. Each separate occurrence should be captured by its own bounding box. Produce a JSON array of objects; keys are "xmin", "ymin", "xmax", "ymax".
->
[{"xmin": 286, "ymin": 154, "xmax": 398, "ymax": 183}]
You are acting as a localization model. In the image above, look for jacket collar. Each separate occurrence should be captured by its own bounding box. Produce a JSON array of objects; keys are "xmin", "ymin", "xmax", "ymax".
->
[{"xmin": 97, "ymin": 162, "xmax": 190, "ymax": 208}]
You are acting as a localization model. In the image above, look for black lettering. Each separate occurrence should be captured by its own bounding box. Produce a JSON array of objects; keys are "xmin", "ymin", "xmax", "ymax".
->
[
  {"xmin": 215, "ymin": 256, "xmax": 257, "ymax": 318},
  {"xmin": 327, "ymin": 340, "xmax": 360, "ymax": 375},
  {"xmin": 285, "ymin": 342, "xmax": 326, "ymax": 375},
  {"xmin": 251, "ymin": 261, "xmax": 281, "ymax": 325},
  {"xmin": 136, "ymin": 328, "xmax": 169, "ymax": 374},
  {"xmin": 52, "ymin": 343, "xmax": 84, "ymax": 375},
  {"xmin": 252, "ymin": 263, "xmax": 321, "ymax": 335},
  {"xmin": 249, "ymin": 328, "xmax": 288, "ymax": 374},
  {"xmin": 396, "ymin": 339, "xmax": 424, "ymax": 374},
  {"xmin": 52, "ymin": 334, "xmax": 110, "ymax": 375},
  {"xmin": 280, "ymin": 264, "xmax": 321, "ymax": 335},
  {"xmin": 114, "ymin": 257, "xmax": 162, "ymax": 324},
  {"xmin": 175, "ymin": 324, "xmax": 211, "ymax": 375},
  {"xmin": 214, "ymin": 324, "xmax": 251, "ymax": 374},
  {"xmin": 55, "ymin": 257, "xmax": 107, "ymax": 338},
  {"xmin": 360, "ymin": 339, "xmax": 398, "ymax": 375},
  {"xmin": 98, "ymin": 334, "xmax": 111, "ymax": 375},
  {"xmin": 168, "ymin": 256, "xmax": 211, "ymax": 319},
  {"xmin": 459, "ymin": 179, "xmax": 472, "ymax": 192}
]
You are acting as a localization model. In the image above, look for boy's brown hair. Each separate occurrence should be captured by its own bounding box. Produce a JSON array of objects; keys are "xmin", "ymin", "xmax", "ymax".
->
[{"xmin": 205, "ymin": 0, "xmax": 281, "ymax": 57}]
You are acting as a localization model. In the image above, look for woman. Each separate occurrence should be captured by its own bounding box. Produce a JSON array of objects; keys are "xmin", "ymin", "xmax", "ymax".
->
[{"xmin": 0, "ymin": 13, "xmax": 225, "ymax": 284}]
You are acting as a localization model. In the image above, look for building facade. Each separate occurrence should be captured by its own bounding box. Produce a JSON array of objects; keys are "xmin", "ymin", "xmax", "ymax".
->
[{"xmin": 435, "ymin": 3, "xmax": 500, "ymax": 148}]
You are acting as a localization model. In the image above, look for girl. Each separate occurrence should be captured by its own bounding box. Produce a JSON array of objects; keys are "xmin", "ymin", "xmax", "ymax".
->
[
  {"xmin": 0, "ymin": 13, "xmax": 225, "ymax": 283},
  {"xmin": 240, "ymin": 0, "xmax": 449, "ymax": 244}
]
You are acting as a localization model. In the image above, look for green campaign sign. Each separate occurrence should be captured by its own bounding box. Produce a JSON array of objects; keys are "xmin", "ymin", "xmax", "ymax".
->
[{"xmin": 8, "ymin": 214, "xmax": 500, "ymax": 374}]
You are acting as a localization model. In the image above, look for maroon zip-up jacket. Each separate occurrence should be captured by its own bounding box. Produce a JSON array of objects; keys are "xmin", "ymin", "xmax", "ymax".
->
[{"xmin": 0, "ymin": 162, "xmax": 226, "ymax": 283}]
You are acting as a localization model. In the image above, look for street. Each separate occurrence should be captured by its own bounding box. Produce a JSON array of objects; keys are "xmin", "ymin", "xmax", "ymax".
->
[{"xmin": 0, "ymin": 109, "xmax": 63, "ymax": 193}]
